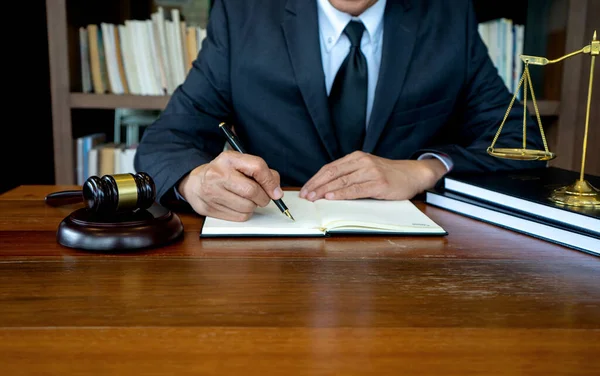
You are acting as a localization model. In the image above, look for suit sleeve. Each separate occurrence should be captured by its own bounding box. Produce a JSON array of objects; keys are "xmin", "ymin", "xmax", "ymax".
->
[
  {"xmin": 134, "ymin": 0, "xmax": 233, "ymax": 205},
  {"xmin": 415, "ymin": 0, "xmax": 547, "ymax": 173}
]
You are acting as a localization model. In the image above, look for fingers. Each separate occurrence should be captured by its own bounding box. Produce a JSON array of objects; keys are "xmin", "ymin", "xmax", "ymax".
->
[
  {"xmin": 189, "ymin": 171, "xmax": 266, "ymax": 222},
  {"xmin": 184, "ymin": 172, "xmax": 257, "ymax": 222},
  {"xmin": 198, "ymin": 199, "xmax": 255, "ymax": 222},
  {"xmin": 223, "ymin": 170, "xmax": 272, "ymax": 208},
  {"xmin": 307, "ymin": 169, "xmax": 370, "ymax": 201},
  {"xmin": 270, "ymin": 169, "xmax": 280, "ymax": 183},
  {"xmin": 322, "ymin": 181, "xmax": 381, "ymax": 201},
  {"xmin": 300, "ymin": 152, "xmax": 364, "ymax": 198},
  {"xmin": 227, "ymin": 152, "xmax": 283, "ymax": 200},
  {"xmin": 215, "ymin": 184, "xmax": 260, "ymax": 212},
  {"xmin": 182, "ymin": 152, "xmax": 284, "ymax": 221}
]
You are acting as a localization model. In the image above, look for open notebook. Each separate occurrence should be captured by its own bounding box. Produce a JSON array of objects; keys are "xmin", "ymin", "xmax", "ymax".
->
[{"xmin": 200, "ymin": 191, "xmax": 447, "ymax": 237}]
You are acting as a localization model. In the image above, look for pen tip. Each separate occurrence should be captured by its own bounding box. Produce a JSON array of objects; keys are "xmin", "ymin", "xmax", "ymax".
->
[{"xmin": 285, "ymin": 210, "xmax": 295, "ymax": 221}]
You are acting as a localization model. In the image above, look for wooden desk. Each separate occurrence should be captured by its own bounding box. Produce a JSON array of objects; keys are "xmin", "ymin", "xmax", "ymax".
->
[{"xmin": 1, "ymin": 185, "xmax": 598, "ymax": 375}]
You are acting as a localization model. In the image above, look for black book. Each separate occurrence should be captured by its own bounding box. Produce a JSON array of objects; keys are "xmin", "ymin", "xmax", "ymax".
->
[
  {"xmin": 425, "ymin": 188, "xmax": 600, "ymax": 257},
  {"xmin": 442, "ymin": 167, "xmax": 600, "ymax": 236}
]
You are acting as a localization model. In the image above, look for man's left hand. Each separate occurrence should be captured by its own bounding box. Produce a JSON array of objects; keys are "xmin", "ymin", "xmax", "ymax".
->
[{"xmin": 299, "ymin": 151, "xmax": 447, "ymax": 201}]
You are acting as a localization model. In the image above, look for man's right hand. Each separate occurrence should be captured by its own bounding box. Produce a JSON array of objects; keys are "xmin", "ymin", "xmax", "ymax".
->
[{"xmin": 177, "ymin": 150, "xmax": 283, "ymax": 221}]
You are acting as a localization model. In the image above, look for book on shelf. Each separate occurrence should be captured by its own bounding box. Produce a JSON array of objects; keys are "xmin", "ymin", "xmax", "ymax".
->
[
  {"xmin": 78, "ymin": 11, "xmax": 520, "ymax": 98},
  {"xmin": 75, "ymin": 133, "xmax": 105, "ymax": 185},
  {"xmin": 201, "ymin": 191, "xmax": 447, "ymax": 238},
  {"xmin": 478, "ymin": 18, "xmax": 525, "ymax": 98},
  {"xmin": 78, "ymin": 6, "xmax": 207, "ymax": 96},
  {"xmin": 75, "ymin": 135, "xmax": 138, "ymax": 184},
  {"xmin": 79, "ymin": 27, "xmax": 92, "ymax": 93}
]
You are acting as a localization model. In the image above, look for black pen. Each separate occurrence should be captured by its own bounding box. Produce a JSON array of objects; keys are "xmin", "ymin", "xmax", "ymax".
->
[{"xmin": 219, "ymin": 122, "xmax": 295, "ymax": 221}]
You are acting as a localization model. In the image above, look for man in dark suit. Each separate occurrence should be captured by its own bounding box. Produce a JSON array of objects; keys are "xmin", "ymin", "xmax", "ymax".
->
[{"xmin": 135, "ymin": 0, "xmax": 545, "ymax": 221}]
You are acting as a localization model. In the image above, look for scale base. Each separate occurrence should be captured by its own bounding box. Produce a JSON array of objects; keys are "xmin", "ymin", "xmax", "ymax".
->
[
  {"xmin": 487, "ymin": 147, "xmax": 556, "ymax": 161},
  {"xmin": 549, "ymin": 179, "xmax": 600, "ymax": 207},
  {"xmin": 57, "ymin": 203, "xmax": 184, "ymax": 252}
]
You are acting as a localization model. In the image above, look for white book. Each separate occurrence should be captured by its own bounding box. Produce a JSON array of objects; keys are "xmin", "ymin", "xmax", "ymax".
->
[
  {"xmin": 478, "ymin": 22, "xmax": 489, "ymax": 50},
  {"xmin": 197, "ymin": 27, "xmax": 207, "ymax": 53},
  {"xmin": 112, "ymin": 24, "xmax": 127, "ymax": 94},
  {"xmin": 497, "ymin": 19, "xmax": 505, "ymax": 86},
  {"xmin": 136, "ymin": 21, "xmax": 155, "ymax": 95},
  {"xmin": 201, "ymin": 191, "xmax": 447, "ymax": 237},
  {"xmin": 165, "ymin": 20, "xmax": 180, "ymax": 90},
  {"xmin": 125, "ymin": 21, "xmax": 146, "ymax": 94},
  {"xmin": 108, "ymin": 24, "xmax": 125, "ymax": 94},
  {"xmin": 113, "ymin": 145, "xmax": 123, "ymax": 174},
  {"xmin": 504, "ymin": 18, "xmax": 513, "ymax": 92},
  {"xmin": 119, "ymin": 147, "xmax": 137, "ymax": 174},
  {"xmin": 156, "ymin": 7, "xmax": 174, "ymax": 93},
  {"xmin": 130, "ymin": 21, "xmax": 150, "ymax": 95},
  {"xmin": 514, "ymin": 24, "xmax": 525, "ymax": 100},
  {"xmin": 118, "ymin": 24, "xmax": 139, "ymax": 95},
  {"xmin": 488, "ymin": 20, "xmax": 499, "ymax": 74},
  {"xmin": 88, "ymin": 147, "xmax": 98, "ymax": 178},
  {"xmin": 101, "ymin": 23, "xmax": 123, "ymax": 94},
  {"xmin": 196, "ymin": 27, "xmax": 202, "ymax": 53},
  {"xmin": 171, "ymin": 9, "xmax": 186, "ymax": 86},
  {"xmin": 142, "ymin": 20, "xmax": 161, "ymax": 94},
  {"xmin": 151, "ymin": 12, "xmax": 168, "ymax": 94}
]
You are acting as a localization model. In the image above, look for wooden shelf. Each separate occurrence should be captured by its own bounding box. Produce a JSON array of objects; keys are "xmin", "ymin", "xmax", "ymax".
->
[
  {"xmin": 70, "ymin": 93, "xmax": 171, "ymax": 110},
  {"xmin": 70, "ymin": 93, "xmax": 561, "ymax": 117},
  {"xmin": 526, "ymin": 100, "xmax": 560, "ymax": 117}
]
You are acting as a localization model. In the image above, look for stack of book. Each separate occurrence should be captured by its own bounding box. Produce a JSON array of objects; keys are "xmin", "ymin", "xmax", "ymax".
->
[
  {"xmin": 75, "ymin": 133, "xmax": 137, "ymax": 185},
  {"xmin": 425, "ymin": 167, "xmax": 600, "ymax": 256},
  {"xmin": 478, "ymin": 18, "xmax": 525, "ymax": 98},
  {"xmin": 79, "ymin": 7, "xmax": 207, "ymax": 96}
]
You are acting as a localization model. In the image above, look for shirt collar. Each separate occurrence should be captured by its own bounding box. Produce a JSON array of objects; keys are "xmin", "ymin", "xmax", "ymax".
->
[{"xmin": 317, "ymin": 0, "xmax": 386, "ymax": 53}]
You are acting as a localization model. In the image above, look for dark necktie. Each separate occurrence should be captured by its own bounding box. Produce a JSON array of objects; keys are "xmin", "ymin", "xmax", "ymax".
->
[{"xmin": 329, "ymin": 20, "xmax": 368, "ymax": 156}]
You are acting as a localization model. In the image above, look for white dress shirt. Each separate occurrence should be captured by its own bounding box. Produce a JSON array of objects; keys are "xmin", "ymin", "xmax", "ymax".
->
[
  {"xmin": 316, "ymin": 0, "xmax": 453, "ymax": 171},
  {"xmin": 317, "ymin": 0, "xmax": 385, "ymax": 128}
]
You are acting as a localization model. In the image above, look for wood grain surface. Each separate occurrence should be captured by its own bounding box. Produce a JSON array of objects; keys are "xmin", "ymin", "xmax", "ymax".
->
[{"xmin": 0, "ymin": 185, "xmax": 598, "ymax": 375}]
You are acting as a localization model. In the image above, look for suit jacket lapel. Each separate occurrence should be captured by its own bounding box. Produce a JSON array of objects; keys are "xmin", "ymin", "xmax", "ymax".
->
[
  {"xmin": 363, "ymin": 0, "xmax": 421, "ymax": 153},
  {"xmin": 282, "ymin": 0, "xmax": 340, "ymax": 161}
]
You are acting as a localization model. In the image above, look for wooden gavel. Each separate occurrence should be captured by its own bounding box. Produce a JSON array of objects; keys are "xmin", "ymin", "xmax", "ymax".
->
[{"xmin": 45, "ymin": 172, "xmax": 156, "ymax": 214}]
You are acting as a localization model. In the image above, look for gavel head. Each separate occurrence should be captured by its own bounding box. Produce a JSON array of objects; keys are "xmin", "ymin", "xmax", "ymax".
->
[{"xmin": 82, "ymin": 172, "xmax": 156, "ymax": 214}]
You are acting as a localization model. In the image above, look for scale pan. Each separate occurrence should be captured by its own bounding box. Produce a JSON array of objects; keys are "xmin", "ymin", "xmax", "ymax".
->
[{"xmin": 486, "ymin": 148, "xmax": 556, "ymax": 161}]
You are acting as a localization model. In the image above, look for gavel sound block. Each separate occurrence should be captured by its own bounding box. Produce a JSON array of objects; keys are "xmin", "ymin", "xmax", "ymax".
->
[{"xmin": 45, "ymin": 173, "xmax": 184, "ymax": 252}]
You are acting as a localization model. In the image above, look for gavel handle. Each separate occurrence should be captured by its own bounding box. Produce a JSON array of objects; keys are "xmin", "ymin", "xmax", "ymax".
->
[{"xmin": 45, "ymin": 190, "xmax": 84, "ymax": 207}]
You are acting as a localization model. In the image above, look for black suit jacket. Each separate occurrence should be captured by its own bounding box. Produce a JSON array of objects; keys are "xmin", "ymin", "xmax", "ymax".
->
[{"xmin": 135, "ymin": 0, "xmax": 545, "ymax": 204}]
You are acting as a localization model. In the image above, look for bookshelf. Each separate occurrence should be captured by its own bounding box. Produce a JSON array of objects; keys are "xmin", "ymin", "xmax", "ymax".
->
[
  {"xmin": 70, "ymin": 93, "xmax": 171, "ymax": 110},
  {"xmin": 46, "ymin": 0, "xmax": 599, "ymax": 185},
  {"xmin": 70, "ymin": 92, "xmax": 560, "ymax": 115}
]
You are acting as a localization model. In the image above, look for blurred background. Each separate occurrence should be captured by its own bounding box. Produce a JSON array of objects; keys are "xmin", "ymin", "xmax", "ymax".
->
[{"xmin": 2, "ymin": 0, "xmax": 598, "ymax": 195}]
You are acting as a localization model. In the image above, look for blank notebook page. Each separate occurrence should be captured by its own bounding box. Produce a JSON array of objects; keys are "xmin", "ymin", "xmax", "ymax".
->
[
  {"xmin": 201, "ymin": 192, "xmax": 323, "ymax": 235},
  {"xmin": 316, "ymin": 198, "xmax": 444, "ymax": 232}
]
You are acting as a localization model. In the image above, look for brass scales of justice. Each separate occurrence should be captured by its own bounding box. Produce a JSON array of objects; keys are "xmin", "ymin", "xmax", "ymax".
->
[{"xmin": 487, "ymin": 30, "xmax": 599, "ymax": 208}]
